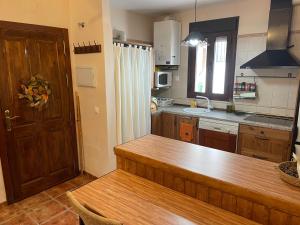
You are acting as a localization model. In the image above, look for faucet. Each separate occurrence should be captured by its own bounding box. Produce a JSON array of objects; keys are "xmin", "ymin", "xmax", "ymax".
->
[{"xmin": 196, "ymin": 96, "xmax": 213, "ymax": 110}]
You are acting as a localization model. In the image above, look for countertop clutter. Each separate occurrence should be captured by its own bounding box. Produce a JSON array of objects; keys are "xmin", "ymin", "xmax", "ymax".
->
[{"xmin": 153, "ymin": 105, "xmax": 293, "ymax": 131}]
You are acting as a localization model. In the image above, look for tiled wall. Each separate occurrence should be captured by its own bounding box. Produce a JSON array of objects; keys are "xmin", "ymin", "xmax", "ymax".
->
[
  {"xmin": 154, "ymin": 1, "xmax": 300, "ymax": 118},
  {"xmin": 156, "ymin": 32, "xmax": 300, "ymax": 117},
  {"xmin": 233, "ymin": 32, "xmax": 300, "ymax": 117}
]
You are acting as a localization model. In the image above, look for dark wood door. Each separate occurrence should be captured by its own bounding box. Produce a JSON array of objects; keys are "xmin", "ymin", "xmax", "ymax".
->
[
  {"xmin": 161, "ymin": 113, "xmax": 176, "ymax": 139},
  {"xmin": 199, "ymin": 129, "xmax": 237, "ymax": 153},
  {"xmin": 151, "ymin": 113, "xmax": 162, "ymax": 136},
  {"xmin": 0, "ymin": 21, "xmax": 78, "ymax": 203}
]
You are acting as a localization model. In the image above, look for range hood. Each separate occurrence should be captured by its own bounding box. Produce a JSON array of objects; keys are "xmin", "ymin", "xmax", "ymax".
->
[{"xmin": 240, "ymin": 0, "xmax": 299, "ymax": 69}]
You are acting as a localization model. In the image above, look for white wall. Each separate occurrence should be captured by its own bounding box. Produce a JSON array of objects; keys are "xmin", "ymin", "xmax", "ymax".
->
[
  {"xmin": 110, "ymin": 7, "xmax": 154, "ymax": 42},
  {"xmin": 69, "ymin": 0, "xmax": 116, "ymax": 178},
  {"xmin": 158, "ymin": 0, "xmax": 300, "ymax": 117}
]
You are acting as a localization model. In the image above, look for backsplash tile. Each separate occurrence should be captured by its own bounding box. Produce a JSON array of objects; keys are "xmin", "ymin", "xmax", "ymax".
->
[{"xmin": 156, "ymin": 33, "xmax": 300, "ymax": 118}]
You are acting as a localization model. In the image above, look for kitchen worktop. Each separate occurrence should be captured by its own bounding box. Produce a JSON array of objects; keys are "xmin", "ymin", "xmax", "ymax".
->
[
  {"xmin": 115, "ymin": 135, "xmax": 300, "ymax": 224},
  {"xmin": 153, "ymin": 105, "xmax": 293, "ymax": 131}
]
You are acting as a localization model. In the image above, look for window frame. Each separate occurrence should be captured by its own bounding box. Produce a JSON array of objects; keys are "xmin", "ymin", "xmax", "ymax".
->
[{"xmin": 187, "ymin": 17, "xmax": 239, "ymax": 101}]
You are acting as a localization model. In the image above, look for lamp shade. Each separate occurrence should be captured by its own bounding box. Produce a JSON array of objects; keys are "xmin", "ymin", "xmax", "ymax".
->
[{"xmin": 182, "ymin": 31, "xmax": 207, "ymax": 47}]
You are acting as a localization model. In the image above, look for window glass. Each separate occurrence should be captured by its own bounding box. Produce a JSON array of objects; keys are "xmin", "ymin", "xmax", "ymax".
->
[
  {"xmin": 194, "ymin": 44, "xmax": 208, "ymax": 93},
  {"xmin": 212, "ymin": 36, "xmax": 227, "ymax": 94}
]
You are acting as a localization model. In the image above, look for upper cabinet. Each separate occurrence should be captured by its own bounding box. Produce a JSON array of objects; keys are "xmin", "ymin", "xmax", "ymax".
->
[{"xmin": 154, "ymin": 20, "xmax": 181, "ymax": 66}]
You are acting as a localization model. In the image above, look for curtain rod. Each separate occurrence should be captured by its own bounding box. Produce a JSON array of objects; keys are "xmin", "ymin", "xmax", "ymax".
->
[{"xmin": 113, "ymin": 40, "xmax": 152, "ymax": 48}]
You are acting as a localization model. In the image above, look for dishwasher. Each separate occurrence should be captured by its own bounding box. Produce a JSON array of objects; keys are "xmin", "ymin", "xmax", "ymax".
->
[{"xmin": 198, "ymin": 118, "xmax": 239, "ymax": 153}]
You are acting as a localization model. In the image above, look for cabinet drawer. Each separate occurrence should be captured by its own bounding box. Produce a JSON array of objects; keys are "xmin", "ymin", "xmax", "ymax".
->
[
  {"xmin": 238, "ymin": 133, "xmax": 290, "ymax": 162},
  {"xmin": 239, "ymin": 124, "xmax": 291, "ymax": 141}
]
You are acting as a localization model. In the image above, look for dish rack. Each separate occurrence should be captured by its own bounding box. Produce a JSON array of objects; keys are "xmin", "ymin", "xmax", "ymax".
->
[{"xmin": 157, "ymin": 97, "xmax": 174, "ymax": 107}]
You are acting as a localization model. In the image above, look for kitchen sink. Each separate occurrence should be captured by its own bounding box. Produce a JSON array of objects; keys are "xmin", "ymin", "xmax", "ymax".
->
[
  {"xmin": 244, "ymin": 115, "xmax": 293, "ymax": 127},
  {"xmin": 183, "ymin": 108, "xmax": 210, "ymax": 114}
]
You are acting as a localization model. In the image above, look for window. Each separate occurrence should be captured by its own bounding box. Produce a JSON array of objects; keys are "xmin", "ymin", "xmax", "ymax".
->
[{"xmin": 187, "ymin": 17, "xmax": 239, "ymax": 101}]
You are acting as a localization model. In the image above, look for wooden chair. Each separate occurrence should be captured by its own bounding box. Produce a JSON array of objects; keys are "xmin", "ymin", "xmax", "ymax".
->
[{"xmin": 66, "ymin": 192, "xmax": 122, "ymax": 225}]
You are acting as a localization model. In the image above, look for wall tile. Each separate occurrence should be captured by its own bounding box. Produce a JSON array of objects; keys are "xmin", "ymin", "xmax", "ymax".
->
[
  {"xmin": 270, "ymin": 108, "xmax": 287, "ymax": 117},
  {"xmin": 286, "ymin": 109, "xmax": 296, "ymax": 117},
  {"xmin": 157, "ymin": 29, "xmax": 300, "ymax": 117}
]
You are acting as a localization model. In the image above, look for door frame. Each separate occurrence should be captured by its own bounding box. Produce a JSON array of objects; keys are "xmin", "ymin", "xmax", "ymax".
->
[{"xmin": 0, "ymin": 20, "xmax": 79, "ymax": 203}]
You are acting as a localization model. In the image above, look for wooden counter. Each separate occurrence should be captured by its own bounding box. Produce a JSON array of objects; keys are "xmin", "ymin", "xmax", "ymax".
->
[
  {"xmin": 72, "ymin": 170, "xmax": 258, "ymax": 225},
  {"xmin": 114, "ymin": 135, "xmax": 300, "ymax": 225}
]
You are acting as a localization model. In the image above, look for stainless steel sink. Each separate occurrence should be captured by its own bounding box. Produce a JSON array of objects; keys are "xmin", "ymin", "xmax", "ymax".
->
[{"xmin": 244, "ymin": 115, "xmax": 293, "ymax": 127}]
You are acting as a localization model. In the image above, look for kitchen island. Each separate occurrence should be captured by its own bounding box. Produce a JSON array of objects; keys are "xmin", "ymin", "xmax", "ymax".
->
[{"xmin": 114, "ymin": 135, "xmax": 300, "ymax": 225}]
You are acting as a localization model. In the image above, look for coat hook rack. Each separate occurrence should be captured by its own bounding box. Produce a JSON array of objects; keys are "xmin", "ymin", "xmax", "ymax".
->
[{"xmin": 73, "ymin": 40, "xmax": 101, "ymax": 54}]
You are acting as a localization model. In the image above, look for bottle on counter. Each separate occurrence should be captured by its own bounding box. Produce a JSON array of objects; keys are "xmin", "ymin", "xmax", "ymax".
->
[
  {"xmin": 190, "ymin": 99, "xmax": 198, "ymax": 108},
  {"xmin": 226, "ymin": 101, "xmax": 235, "ymax": 113}
]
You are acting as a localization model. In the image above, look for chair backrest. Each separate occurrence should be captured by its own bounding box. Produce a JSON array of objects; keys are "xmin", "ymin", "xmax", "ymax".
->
[{"xmin": 66, "ymin": 192, "xmax": 122, "ymax": 225}]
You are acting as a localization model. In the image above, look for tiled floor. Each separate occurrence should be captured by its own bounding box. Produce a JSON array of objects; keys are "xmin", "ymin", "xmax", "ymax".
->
[{"xmin": 0, "ymin": 174, "xmax": 96, "ymax": 225}]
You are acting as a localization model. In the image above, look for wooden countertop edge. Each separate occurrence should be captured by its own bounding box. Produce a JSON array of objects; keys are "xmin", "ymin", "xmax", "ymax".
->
[{"xmin": 114, "ymin": 147, "xmax": 300, "ymax": 216}]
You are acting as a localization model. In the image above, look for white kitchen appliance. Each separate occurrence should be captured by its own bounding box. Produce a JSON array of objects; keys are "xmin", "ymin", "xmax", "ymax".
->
[
  {"xmin": 154, "ymin": 20, "xmax": 181, "ymax": 66},
  {"xmin": 198, "ymin": 118, "xmax": 239, "ymax": 135},
  {"xmin": 154, "ymin": 71, "xmax": 172, "ymax": 88}
]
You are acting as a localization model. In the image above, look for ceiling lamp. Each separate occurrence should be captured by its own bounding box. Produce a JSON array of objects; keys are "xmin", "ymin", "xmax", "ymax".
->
[{"xmin": 182, "ymin": 0, "xmax": 207, "ymax": 47}]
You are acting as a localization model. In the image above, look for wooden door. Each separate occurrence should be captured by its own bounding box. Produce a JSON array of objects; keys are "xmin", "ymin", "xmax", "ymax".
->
[
  {"xmin": 199, "ymin": 129, "xmax": 237, "ymax": 153},
  {"xmin": 151, "ymin": 113, "xmax": 162, "ymax": 136},
  {"xmin": 0, "ymin": 21, "xmax": 78, "ymax": 203},
  {"xmin": 161, "ymin": 113, "xmax": 176, "ymax": 139}
]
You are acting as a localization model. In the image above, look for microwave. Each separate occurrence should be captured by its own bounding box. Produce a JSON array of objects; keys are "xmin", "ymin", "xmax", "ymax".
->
[{"xmin": 154, "ymin": 71, "xmax": 172, "ymax": 88}]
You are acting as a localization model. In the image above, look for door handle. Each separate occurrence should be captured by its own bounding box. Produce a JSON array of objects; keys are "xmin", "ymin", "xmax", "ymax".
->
[
  {"xmin": 255, "ymin": 135, "xmax": 269, "ymax": 141},
  {"xmin": 4, "ymin": 110, "xmax": 20, "ymax": 132}
]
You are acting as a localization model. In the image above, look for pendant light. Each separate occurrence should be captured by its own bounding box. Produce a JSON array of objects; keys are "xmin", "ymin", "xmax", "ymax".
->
[{"xmin": 182, "ymin": 0, "xmax": 207, "ymax": 47}]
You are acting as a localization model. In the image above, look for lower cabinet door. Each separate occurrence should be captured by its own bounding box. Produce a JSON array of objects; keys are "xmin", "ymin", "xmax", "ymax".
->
[
  {"xmin": 151, "ymin": 113, "xmax": 162, "ymax": 136},
  {"xmin": 199, "ymin": 129, "xmax": 237, "ymax": 153},
  {"xmin": 238, "ymin": 133, "xmax": 290, "ymax": 162},
  {"xmin": 161, "ymin": 113, "xmax": 177, "ymax": 139}
]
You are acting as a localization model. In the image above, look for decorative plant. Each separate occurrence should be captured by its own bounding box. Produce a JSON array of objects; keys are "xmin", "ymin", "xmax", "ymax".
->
[{"xmin": 18, "ymin": 75, "xmax": 51, "ymax": 110}]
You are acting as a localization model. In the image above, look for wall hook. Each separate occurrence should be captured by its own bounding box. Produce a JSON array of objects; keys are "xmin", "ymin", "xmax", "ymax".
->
[{"xmin": 78, "ymin": 22, "xmax": 85, "ymax": 28}]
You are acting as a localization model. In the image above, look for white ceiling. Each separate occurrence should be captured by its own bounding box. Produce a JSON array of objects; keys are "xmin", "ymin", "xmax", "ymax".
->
[
  {"xmin": 110, "ymin": 0, "xmax": 237, "ymax": 15},
  {"xmin": 111, "ymin": 0, "xmax": 300, "ymax": 15}
]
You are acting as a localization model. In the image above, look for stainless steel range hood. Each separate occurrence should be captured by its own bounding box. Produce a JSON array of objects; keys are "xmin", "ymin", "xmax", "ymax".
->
[{"xmin": 240, "ymin": 0, "xmax": 299, "ymax": 69}]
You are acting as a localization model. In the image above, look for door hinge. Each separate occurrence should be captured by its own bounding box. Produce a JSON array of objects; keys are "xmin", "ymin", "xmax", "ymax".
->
[
  {"xmin": 65, "ymin": 73, "xmax": 69, "ymax": 87},
  {"xmin": 63, "ymin": 40, "xmax": 66, "ymax": 56}
]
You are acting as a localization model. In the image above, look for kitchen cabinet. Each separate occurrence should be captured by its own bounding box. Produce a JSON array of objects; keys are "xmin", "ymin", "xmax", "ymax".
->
[
  {"xmin": 161, "ymin": 113, "xmax": 177, "ymax": 139},
  {"xmin": 176, "ymin": 115, "xmax": 198, "ymax": 144},
  {"xmin": 151, "ymin": 113, "xmax": 162, "ymax": 136},
  {"xmin": 198, "ymin": 118, "xmax": 239, "ymax": 153},
  {"xmin": 237, "ymin": 124, "xmax": 292, "ymax": 162},
  {"xmin": 152, "ymin": 112, "xmax": 198, "ymax": 143},
  {"xmin": 199, "ymin": 129, "xmax": 237, "ymax": 153}
]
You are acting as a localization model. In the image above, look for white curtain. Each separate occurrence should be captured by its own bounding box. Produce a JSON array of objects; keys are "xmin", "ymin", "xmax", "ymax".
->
[{"xmin": 114, "ymin": 43, "xmax": 152, "ymax": 144}]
